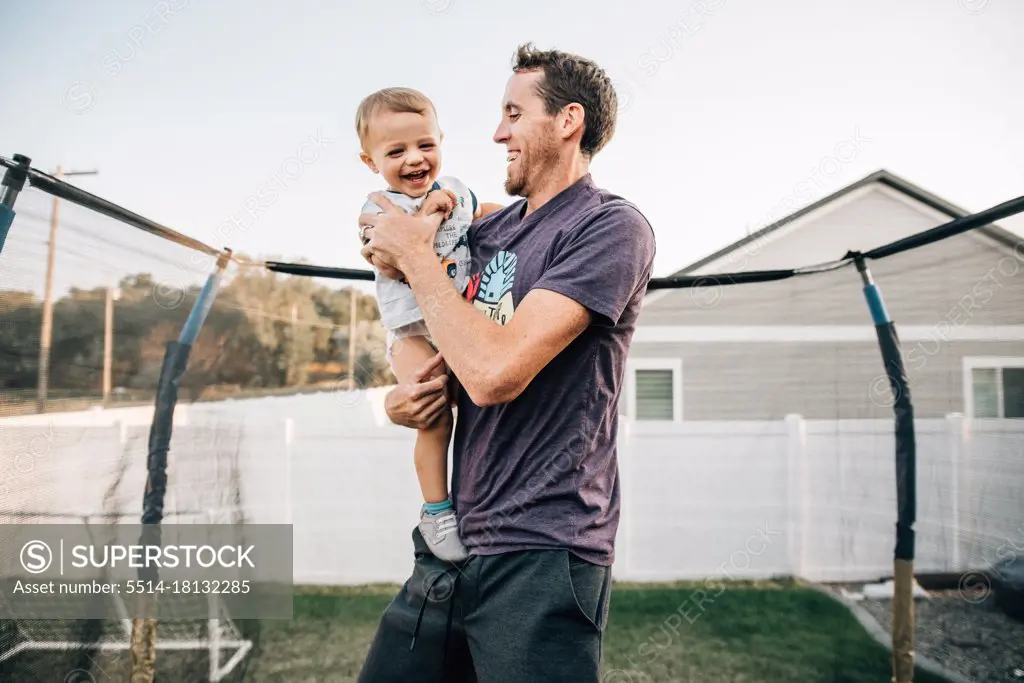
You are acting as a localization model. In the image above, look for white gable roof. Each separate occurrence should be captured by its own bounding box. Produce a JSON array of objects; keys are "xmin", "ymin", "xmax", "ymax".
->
[{"xmin": 644, "ymin": 169, "xmax": 1021, "ymax": 307}]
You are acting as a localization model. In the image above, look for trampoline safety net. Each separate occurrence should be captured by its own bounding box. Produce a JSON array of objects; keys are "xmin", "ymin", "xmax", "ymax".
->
[{"xmin": 0, "ymin": 153, "xmax": 1023, "ymax": 683}]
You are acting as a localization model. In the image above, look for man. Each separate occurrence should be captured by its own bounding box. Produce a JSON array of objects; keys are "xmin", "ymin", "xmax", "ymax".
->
[{"xmin": 356, "ymin": 43, "xmax": 656, "ymax": 682}]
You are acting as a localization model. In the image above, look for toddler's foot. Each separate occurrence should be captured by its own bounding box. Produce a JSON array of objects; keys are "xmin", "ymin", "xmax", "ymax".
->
[{"xmin": 419, "ymin": 505, "xmax": 469, "ymax": 563}]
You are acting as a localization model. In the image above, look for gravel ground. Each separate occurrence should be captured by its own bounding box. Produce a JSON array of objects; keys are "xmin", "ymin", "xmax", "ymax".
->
[{"xmin": 853, "ymin": 590, "xmax": 1024, "ymax": 683}]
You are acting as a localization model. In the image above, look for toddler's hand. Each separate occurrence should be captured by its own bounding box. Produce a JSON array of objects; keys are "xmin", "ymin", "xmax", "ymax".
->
[{"xmin": 419, "ymin": 189, "xmax": 458, "ymax": 224}]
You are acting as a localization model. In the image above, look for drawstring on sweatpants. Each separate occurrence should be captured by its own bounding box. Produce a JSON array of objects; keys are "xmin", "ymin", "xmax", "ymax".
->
[
  {"xmin": 410, "ymin": 568, "xmax": 460, "ymax": 652},
  {"xmin": 438, "ymin": 572, "xmax": 458, "ymax": 674}
]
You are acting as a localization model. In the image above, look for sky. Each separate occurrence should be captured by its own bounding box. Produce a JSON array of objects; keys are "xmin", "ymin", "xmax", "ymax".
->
[{"xmin": 1, "ymin": 0, "xmax": 1022, "ymax": 299}]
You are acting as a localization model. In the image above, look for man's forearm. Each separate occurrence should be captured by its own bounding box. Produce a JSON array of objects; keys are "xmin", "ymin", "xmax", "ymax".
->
[{"xmin": 403, "ymin": 249, "xmax": 508, "ymax": 405}]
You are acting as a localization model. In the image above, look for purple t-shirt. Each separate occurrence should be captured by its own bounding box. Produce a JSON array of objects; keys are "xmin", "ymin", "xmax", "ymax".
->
[{"xmin": 451, "ymin": 174, "xmax": 656, "ymax": 566}]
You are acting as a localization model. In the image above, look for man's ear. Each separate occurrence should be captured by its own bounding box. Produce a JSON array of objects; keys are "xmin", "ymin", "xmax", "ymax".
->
[
  {"xmin": 559, "ymin": 103, "xmax": 585, "ymax": 143},
  {"xmin": 360, "ymin": 151, "xmax": 379, "ymax": 174}
]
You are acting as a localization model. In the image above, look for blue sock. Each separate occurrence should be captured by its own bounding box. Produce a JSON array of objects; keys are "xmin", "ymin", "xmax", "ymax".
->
[{"xmin": 424, "ymin": 499, "xmax": 453, "ymax": 515}]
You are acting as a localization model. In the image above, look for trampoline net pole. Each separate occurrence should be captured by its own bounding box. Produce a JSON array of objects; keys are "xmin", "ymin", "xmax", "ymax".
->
[
  {"xmin": 128, "ymin": 255, "xmax": 228, "ymax": 683},
  {"xmin": 855, "ymin": 255, "xmax": 917, "ymax": 683}
]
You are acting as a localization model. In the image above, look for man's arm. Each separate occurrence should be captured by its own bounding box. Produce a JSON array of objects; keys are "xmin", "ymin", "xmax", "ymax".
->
[
  {"xmin": 401, "ymin": 250, "xmax": 591, "ymax": 406},
  {"xmin": 402, "ymin": 203, "xmax": 654, "ymax": 407},
  {"xmin": 361, "ymin": 195, "xmax": 655, "ymax": 408}
]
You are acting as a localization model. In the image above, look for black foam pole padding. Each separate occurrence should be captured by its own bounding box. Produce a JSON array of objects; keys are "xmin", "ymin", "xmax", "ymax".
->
[
  {"xmin": 263, "ymin": 191, "xmax": 1024, "ymax": 290},
  {"xmin": 23, "ymin": 166, "xmax": 222, "ymax": 257},
  {"xmin": 264, "ymin": 261, "xmax": 844, "ymax": 289},
  {"xmin": 1, "ymin": 154, "xmax": 30, "ymax": 195},
  {"xmin": 646, "ymin": 268, "xmax": 798, "ymax": 290},
  {"xmin": 875, "ymin": 321, "xmax": 916, "ymax": 561},
  {"xmin": 264, "ymin": 261, "xmax": 807, "ymax": 288},
  {"xmin": 141, "ymin": 340, "xmax": 192, "ymax": 527},
  {"xmin": 265, "ymin": 261, "xmax": 376, "ymax": 281},
  {"xmin": 136, "ymin": 522, "xmax": 163, "ymax": 584},
  {"xmin": 865, "ymin": 195, "xmax": 1024, "ymax": 261}
]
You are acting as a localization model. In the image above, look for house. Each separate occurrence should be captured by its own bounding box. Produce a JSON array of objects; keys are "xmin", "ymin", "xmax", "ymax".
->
[{"xmin": 625, "ymin": 170, "xmax": 1024, "ymax": 422}]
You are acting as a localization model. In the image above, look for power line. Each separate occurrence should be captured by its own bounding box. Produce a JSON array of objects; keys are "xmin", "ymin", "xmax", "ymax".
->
[
  {"xmin": 214, "ymin": 300, "xmax": 355, "ymax": 330},
  {"xmin": 13, "ymin": 211, "xmax": 208, "ymax": 267}
]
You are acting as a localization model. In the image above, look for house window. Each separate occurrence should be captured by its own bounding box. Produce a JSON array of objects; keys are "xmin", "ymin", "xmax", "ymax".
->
[
  {"xmin": 964, "ymin": 357, "xmax": 1024, "ymax": 419},
  {"xmin": 626, "ymin": 359, "xmax": 683, "ymax": 421},
  {"xmin": 636, "ymin": 370, "xmax": 674, "ymax": 420}
]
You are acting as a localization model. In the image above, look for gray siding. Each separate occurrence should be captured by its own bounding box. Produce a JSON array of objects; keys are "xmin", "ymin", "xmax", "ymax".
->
[
  {"xmin": 641, "ymin": 187, "xmax": 1024, "ymax": 327},
  {"xmin": 628, "ymin": 339, "xmax": 1024, "ymax": 420},
  {"xmin": 628, "ymin": 183, "xmax": 1024, "ymax": 420}
]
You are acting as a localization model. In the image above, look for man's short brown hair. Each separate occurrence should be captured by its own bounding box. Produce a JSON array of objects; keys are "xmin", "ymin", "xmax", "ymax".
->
[
  {"xmin": 512, "ymin": 43, "xmax": 618, "ymax": 158},
  {"xmin": 355, "ymin": 87, "xmax": 438, "ymax": 150}
]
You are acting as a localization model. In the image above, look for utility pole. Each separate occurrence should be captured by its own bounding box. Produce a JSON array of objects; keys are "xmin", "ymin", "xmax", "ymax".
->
[
  {"xmin": 347, "ymin": 289, "xmax": 358, "ymax": 389},
  {"xmin": 37, "ymin": 164, "xmax": 98, "ymax": 413},
  {"xmin": 290, "ymin": 303, "xmax": 298, "ymax": 386},
  {"xmin": 103, "ymin": 282, "xmax": 120, "ymax": 406}
]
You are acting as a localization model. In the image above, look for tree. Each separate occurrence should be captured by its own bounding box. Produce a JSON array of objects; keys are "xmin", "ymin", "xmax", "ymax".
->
[{"xmin": 0, "ymin": 263, "xmax": 392, "ymax": 408}]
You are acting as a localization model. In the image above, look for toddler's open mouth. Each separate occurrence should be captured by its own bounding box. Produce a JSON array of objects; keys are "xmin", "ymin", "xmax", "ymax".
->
[{"xmin": 403, "ymin": 169, "xmax": 430, "ymax": 184}]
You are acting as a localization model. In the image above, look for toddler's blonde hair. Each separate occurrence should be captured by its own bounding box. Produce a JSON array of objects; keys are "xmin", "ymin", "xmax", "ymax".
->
[{"xmin": 355, "ymin": 87, "xmax": 438, "ymax": 151}]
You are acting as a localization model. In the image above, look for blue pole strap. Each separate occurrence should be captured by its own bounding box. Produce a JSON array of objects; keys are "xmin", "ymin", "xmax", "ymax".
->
[
  {"xmin": 862, "ymin": 283, "xmax": 891, "ymax": 325},
  {"xmin": 0, "ymin": 205, "xmax": 15, "ymax": 257},
  {"xmin": 854, "ymin": 254, "xmax": 892, "ymax": 325},
  {"xmin": 178, "ymin": 249, "xmax": 231, "ymax": 345},
  {"xmin": 178, "ymin": 270, "xmax": 222, "ymax": 345}
]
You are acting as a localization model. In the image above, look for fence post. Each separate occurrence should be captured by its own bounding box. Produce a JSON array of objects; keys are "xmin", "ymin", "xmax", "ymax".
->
[
  {"xmin": 284, "ymin": 418, "xmax": 294, "ymax": 526},
  {"xmin": 962, "ymin": 414, "xmax": 974, "ymax": 567},
  {"xmin": 116, "ymin": 418, "xmax": 128, "ymax": 522},
  {"xmin": 614, "ymin": 416, "xmax": 632, "ymax": 582},
  {"xmin": 208, "ymin": 590, "xmax": 220, "ymax": 682},
  {"xmin": 946, "ymin": 413, "xmax": 964, "ymax": 572},
  {"xmin": 785, "ymin": 413, "xmax": 808, "ymax": 579}
]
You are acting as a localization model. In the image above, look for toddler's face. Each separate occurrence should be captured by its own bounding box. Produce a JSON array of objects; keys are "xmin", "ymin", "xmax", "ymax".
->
[{"xmin": 361, "ymin": 110, "xmax": 442, "ymax": 197}]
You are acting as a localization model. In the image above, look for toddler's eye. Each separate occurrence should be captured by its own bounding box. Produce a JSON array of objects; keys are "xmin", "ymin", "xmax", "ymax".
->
[
  {"xmin": 420, "ymin": 143, "xmax": 435, "ymax": 150},
  {"xmin": 387, "ymin": 149, "xmax": 403, "ymax": 157}
]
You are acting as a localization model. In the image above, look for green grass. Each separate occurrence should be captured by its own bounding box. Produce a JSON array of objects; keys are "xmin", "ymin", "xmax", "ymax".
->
[
  {"xmin": 0, "ymin": 580, "xmax": 954, "ymax": 682},
  {"xmin": 240, "ymin": 579, "xmax": 955, "ymax": 683}
]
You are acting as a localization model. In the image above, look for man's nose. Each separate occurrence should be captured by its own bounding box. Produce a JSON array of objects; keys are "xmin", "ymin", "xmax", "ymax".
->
[{"xmin": 493, "ymin": 121, "xmax": 509, "ymax": 144}]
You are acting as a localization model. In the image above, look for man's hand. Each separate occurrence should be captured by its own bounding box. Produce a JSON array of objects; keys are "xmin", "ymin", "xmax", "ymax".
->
[
  {"xmin": 359, "ymin": 211, "xmax": 406, "ymax": 281},
  {"xmin": 384, "ymin": 352, "xmax": 451, "ymax": 429},
  {"xmin": 362, "ymin": 249, "xmax": 405, "ymax": 282},
  {"xmin": 360, "ymin": 192, "xmax": 441, "ymax": 274}
]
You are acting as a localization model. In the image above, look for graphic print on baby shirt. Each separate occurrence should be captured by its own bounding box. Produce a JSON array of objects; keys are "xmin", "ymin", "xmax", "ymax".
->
[{"xmin": 465, "ymin": 250, "xmax": 516, "ymax": 326}]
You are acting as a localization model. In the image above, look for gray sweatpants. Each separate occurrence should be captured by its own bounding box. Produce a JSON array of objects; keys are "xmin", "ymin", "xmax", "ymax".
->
[{"xmin": 357, "ymin": 527, "xmax": 613, "ymax": 683}]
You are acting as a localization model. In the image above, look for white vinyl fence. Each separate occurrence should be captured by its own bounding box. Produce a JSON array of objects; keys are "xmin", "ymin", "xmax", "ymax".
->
[{"xmin": 1, "ymin": 389, "xmax": 1021, "ymax": 586}]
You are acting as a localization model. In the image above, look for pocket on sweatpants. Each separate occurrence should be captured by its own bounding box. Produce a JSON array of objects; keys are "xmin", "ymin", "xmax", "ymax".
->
[
  {"xmin": 564, "ymin": 551, "xmax": 610, "ymax": 631},
  {"xmin": 406, "ymin": 546, "xmax": 459, "ymax": 611}
]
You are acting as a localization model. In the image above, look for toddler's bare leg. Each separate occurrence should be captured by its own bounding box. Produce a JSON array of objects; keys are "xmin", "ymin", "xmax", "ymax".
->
[{"xmin": 389, "ymin": 333, "xmax": 452, "ymax": 504}]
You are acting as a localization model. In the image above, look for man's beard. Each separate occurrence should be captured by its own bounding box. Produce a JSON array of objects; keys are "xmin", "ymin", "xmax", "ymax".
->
[
  {"xmin": 504, "ymin": 154, "xmax": 528, "ymax": 196},
  {"xmin": 504, "ymin": 132, "xmax": 559, "ymax": 197}
]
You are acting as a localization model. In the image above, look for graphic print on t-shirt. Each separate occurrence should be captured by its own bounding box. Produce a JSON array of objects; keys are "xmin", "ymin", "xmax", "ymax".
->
[{"xmin": 465, "ymin": 250, "xmax": 516, "ymax": 326}]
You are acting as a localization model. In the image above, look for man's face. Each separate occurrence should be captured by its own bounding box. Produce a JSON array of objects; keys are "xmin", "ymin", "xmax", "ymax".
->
[
  {"xmin": 494, "ymin": 70, "xmax": 560, "ymax": 198},
  {"xmin": 360, "ymin": 110, "xmax": 442, "ymax": 198}
]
